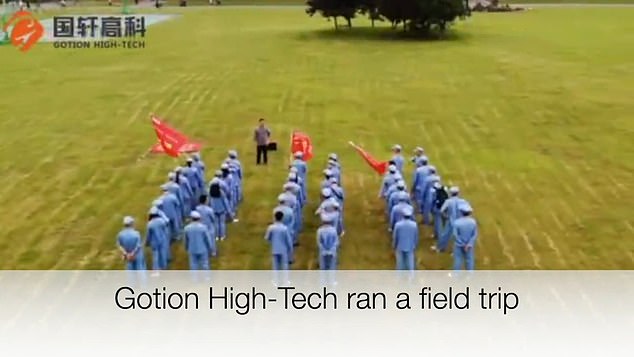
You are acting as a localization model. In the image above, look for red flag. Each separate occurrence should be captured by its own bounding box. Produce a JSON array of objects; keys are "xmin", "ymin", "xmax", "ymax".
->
[
  {"xmin": 150, "ymin": 115, "xmax": 202, "ymax": 156},
  {"xmin": 349, "ymin": 141, "xmax": 388, "ymax": 175},
  {"xmin": 291, "ymin": 131, "xmax": 313, "ymax": 161},
  {"xmin": 151, "ymin": 115, "xmax": 186, "ymax": 157}
]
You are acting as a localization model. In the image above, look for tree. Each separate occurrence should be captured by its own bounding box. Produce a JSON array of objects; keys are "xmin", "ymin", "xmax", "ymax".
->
[
  {"xmin": 306, "ymin": 0, "xmax": 359, "ymax": 29},
  {"xmin": 306, "ymin": 0, "xmax": 469, "ymax": 35},
  {"xmin": 357, "ymin": 0, "xmax": 382, "ymax": 28}
]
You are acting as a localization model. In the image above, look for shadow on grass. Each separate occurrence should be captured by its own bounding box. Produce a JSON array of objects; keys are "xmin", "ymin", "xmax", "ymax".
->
[{"xmin": 294, "ymin": 25, "xmax": 473, "ymax": 44}]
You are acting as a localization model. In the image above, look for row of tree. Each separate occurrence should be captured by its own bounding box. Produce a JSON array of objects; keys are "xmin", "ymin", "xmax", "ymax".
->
[{"xmin": 306, "ymin": 0, "xmax": 470, "ymax": 33}]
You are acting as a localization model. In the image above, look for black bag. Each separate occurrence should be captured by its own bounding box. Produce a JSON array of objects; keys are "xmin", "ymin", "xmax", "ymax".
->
[
  {"xmin": 267, "ymin": 142, "xmax": 277, "ymax": 151},
  {"xmin": 209, "ymin": 183, "xmax": 221, "ymax": 198},
  {"xmin": 434, "ymin": 186, "xmax": 449, "ymax": 210}
]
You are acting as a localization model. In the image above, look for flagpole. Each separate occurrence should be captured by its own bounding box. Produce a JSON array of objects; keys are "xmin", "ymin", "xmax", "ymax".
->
[{"xmin": 288, "ymin": 130, "xmax": 294, "ymax": 166}]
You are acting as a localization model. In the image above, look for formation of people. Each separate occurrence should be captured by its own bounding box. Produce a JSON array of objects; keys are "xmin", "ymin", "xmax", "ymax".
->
[
  {"xmin": 115, "ymin": 143, "xmax": 477, "ymax": 272},
  {"xmin": 264, "ymin": 152, "xmax": 344, "ymax": 271},
  {"xmin": 116, "ymin": 150, "xmax": 243, "ymax": 271},
  {"xmin": 381, "ymin": 145, "xmax": 478, "ymax": 271}
]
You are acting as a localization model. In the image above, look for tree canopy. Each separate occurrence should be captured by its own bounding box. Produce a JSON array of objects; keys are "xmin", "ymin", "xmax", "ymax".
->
[{"xmin": 306, "ymin": 0, "xmax": 470, "ymax": 34}]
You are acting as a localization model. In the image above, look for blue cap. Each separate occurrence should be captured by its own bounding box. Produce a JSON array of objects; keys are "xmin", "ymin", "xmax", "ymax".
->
[
  {"xmin": 321, "ymin": 188, "xmax": 332, "ymax": 197},
  {"xmin": 329, "ymin": 177, "xmax": 338, "ymax": 184},
  {"xmin": 192, "ymin": 153, "xmax": 201, "ymax": 160},
  {"xmin": 402, "ymin": 206, "xmax": 414, "ymax": 217},
  {"xmin": 123, "ymin": 216, "xmax": 135, "ymax": 225},
  {"xmin": 398, "ymin": 193, "xmax": 409, "ymax": 202},
  {"xmin": 190, "ymin": 211, "xmax": 201, "ymax": 219},
  {"xmin": 417, "ymin": 156, "xmax": 429, "ymax": 166}
]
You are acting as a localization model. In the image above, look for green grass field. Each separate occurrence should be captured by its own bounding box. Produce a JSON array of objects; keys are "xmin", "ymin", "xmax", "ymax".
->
[{"xmin": 1, "ymin": 6, "xmax": 633, "ymax": 270}]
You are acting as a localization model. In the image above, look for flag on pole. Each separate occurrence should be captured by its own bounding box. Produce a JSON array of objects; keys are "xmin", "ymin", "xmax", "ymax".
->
[
  {"xmin": 290, "ymin": 131, "xmax": 313, "ymax": 161},
  {"xmin": 150, "ymin": 114, "xmax": 202, "ymax": 157},
  {"xmin": 349, "ymin": 141, "xmax": 388, "ymax": 175}
]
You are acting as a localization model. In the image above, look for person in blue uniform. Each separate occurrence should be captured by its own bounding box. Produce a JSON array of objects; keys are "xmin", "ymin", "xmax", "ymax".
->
[
  {"xmin": 116, "ymin": 216, "xmax": 146, "ymax": 270},
  {"xmin": 392, "ymin": 207, "xmax": 419, "ymax": 271},
  {"xmin": 317, "ymin": 213, "xmax": 340, "ymax": 270},
  {"xmin": 265, "ymin": 210, "xmax": 294, "ymax": 271},
  {"xmin": 452, "ymin": 203, "xmax": 478, "ymax": 271},
  {"xmin": 145, "ymin": 207, "xmax": 169, "ymax": 270},
  {"xmin": 183, "ymin": 211, "xmax": 216, "ymax": 270}
]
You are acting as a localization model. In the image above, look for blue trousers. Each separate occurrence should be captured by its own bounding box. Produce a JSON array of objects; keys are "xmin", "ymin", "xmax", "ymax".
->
[
  {"xmin": 125, "ymin": 254, "xmax": 146, "ymax": 270},
  {"xmin": 214, "ymin": 213, "xmax": 226, "ymax": 238},
  {"xmin": 319, "ymin": 254, "xmax": 337, "ymax": 270},
  {"xmin": 165, "ymin": 240, "xmax": 172, "ymax": 263},
  {"xmin": 189, "ymin": 253, "xmax": 210, "ymax": 270},
  {"xmin": 396, "ymin": 251, "xmax": 415, "ymax": 271},
  {"xmin": 169, "ymin": 220, "xmax": 179, "ymax": 241},
  {"xmin": 152, "ymin": 245, "xmax": 168, "ymax": 270},
  {"xmin": 438, "ymin": 220, "xmax": 455, "ymax": 252},
  {"xmin": 433, "ymin": 209, "xmax": 443, "ymax": 239},
  {"xmin": 272, "ymin": 253, "xmax": 289, "ymax": 270},
  {"xmin": 422, "ymin": 201, "xmax": 433, "ymax": 226},
  {"xmin": 294, "ymin": 208, "xmax": 303, "ymax": 237},
  {"xmin": 453, "ymin": 245, "xmax": 475, "ymax": 270}
]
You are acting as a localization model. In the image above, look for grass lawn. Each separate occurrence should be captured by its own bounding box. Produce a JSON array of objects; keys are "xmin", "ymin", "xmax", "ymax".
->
[{"xmin": 0, "ymin": 6, "xmax": 632, "ymax": 270}]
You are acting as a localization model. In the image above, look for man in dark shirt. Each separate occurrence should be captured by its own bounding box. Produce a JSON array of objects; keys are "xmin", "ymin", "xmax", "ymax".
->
[{"xmin": 254, "ymin": 118, "xmax": 271, "ymax": 165}]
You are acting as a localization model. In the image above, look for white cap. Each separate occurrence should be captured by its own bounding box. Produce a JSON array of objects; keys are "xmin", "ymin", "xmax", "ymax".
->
[
  {"xmin": 123, "ymin": 216, "xmax": 134, "ymax": 225},
  {"xmin": 459, "ymin": 202, "xmax": 473, "ymax": 214},
  {"xmin": 190, "ymin": 211, "xmax": 201, "ymax": 219},
  {"xmin": 402, "ymin": 206, "xmax": 414, "ymax": 217}
]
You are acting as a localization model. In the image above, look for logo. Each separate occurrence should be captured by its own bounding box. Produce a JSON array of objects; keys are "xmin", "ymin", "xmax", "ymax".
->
[{"xmin": 3, "ymin": 10, "xmax": 44, "ymax": 52}]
